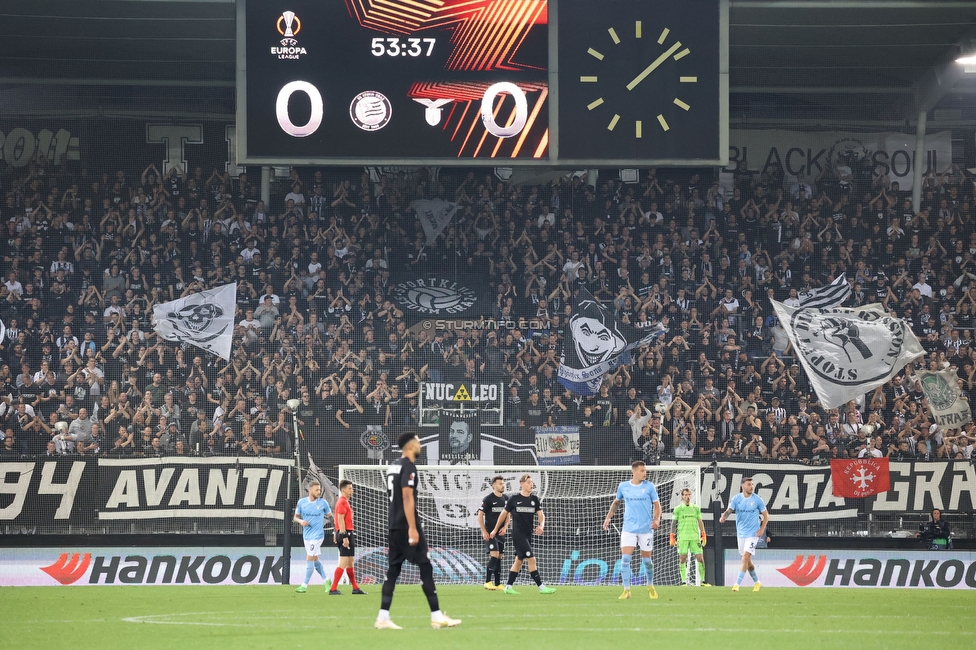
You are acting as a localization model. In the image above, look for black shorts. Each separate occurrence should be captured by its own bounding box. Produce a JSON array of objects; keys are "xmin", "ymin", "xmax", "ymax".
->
[
  {"xmin": 387, "ymin": 528, "xmax": 431, "ymax": 567},
  {"xmin": 336, "ymin": 531, "xmax": 356, "ymax": 557},
  {"xmin": 485, "ymin": 535, "xmax": 506, "ymax": 555},
  {"xmin": 512, "ymin": 534, "xmax": 534, "ymax": 560}
]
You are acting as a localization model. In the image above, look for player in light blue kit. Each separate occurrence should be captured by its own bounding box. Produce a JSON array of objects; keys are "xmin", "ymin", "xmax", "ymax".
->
[
  {"xmin": 294, "ymin": 480, "xmax": 332, "ymax": 593},
  {"xmin": 603, "ymin": 461, "xmax": 662, "ymax": 600},
  {"xmin": 720, "ymin": 476, "xmax": 769, "ymax": 592}
]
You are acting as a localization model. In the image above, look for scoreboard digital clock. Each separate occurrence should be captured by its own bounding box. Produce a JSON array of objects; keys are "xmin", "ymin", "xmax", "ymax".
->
[
  {"xmin": 241, "ymin": 0, "xmax": 551, "ymax": 163},
  {"xmin": 237, "ymin": 0, "xmax": 727, "ymax": 166}
]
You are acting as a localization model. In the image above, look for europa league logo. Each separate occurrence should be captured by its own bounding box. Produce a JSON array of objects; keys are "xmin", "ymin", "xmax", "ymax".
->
[{"xmin": 276, "ymin": 11, "xmax": 301, "ymax": 46}]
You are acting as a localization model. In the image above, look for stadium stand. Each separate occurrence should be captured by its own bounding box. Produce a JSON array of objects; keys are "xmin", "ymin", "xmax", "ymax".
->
[{"xmin": 0, "ymin": 156, "xmax": 974, "ymax": 474}]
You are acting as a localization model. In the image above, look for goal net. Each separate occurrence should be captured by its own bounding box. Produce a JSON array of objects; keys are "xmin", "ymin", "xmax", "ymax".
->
[{"xmin": 338, "ymin": 465, "xmax": 702, "ymax": 587}]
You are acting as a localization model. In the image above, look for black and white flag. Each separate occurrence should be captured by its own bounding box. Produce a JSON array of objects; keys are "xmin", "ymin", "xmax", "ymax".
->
[
  {"xmin": 558, "ymin": 288, "xmax": 666, "ymax": 396},
  {"xmin": 772, "ymin": 300, "xmax": 924, "ymax": 409},
  {"xmin": 302, "ymin": 455, "xmax": 340, "ymax": 512},
  {"xmin": 152, "ymin": 282, "xmax": 237, "ymax": 361},
  {"xmin": 797, "ymin": 273, "xmax": 851, "ymax": 309},
  {"xmin": 410, "ymin": 198, "xmax": 457, "ymax": 244}
]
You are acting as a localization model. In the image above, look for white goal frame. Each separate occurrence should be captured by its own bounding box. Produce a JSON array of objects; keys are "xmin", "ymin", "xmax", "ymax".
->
[{"xmin": 338, "ymin": 464, "xmax": 703, "ymax": 586}]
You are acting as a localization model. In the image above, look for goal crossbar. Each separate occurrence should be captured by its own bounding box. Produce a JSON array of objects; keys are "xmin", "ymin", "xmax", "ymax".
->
[{"xmin": 338, "ymin": 464, "xmax": 704, "ymax": 586}]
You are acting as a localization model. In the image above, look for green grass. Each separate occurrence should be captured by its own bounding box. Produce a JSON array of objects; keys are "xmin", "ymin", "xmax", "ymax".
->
[{"xmin": 3, "ymin": 584, "xmax": 973, "ymax": 650}]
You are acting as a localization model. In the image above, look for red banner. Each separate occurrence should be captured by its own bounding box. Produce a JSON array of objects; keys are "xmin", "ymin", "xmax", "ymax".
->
[{"xmin": 830, "ymin": 458, "xmax": 891, "ymax": 498}]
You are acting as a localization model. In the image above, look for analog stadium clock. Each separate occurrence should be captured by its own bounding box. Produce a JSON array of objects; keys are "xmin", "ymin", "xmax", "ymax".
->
[{"xmin": 556, "ymin": 0, "xmax": 726, "ymax": 164}]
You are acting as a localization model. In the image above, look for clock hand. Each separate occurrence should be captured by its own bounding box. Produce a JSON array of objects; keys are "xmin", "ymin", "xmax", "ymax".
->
[{"xmin": 625, "ymin": 41, "xmax": 682, "ymax": 91}]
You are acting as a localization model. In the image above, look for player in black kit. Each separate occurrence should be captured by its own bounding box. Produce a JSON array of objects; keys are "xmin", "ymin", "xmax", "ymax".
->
[
  {"xmin": 375, "ymin": 432, "xmax": 461, "ymax": 630},
  {"xmin": 478, "ymin": 475, "xmax": 508, "ymax": 590},
  {"xmin": 489, "ymin": 474, "xmax": 556, "ymax": 594}
]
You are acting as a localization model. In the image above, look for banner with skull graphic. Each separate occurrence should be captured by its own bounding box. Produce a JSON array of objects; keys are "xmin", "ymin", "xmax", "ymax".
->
[
  {"xmin": 558, "ymin": 288, "xmax": 666, "ymax": 396},
  {"xmin": 771, "ymin": 300, "xmax": 924, "ymax": 409},
  {"xmin": 916, "ymin": 369, "xmax": 973, "ymax": 429},
  {"xmin": 152, "ymin": 282, "xmax": 237, "ymax": 360}
]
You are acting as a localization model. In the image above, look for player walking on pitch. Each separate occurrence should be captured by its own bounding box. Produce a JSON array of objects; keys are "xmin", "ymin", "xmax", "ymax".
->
[
  {"xmin": 330, "ymin": 479, "xmax": 367, "ymax": 595},
  {"xmin": 719, "ymin": 476, "xmax": 768, "ymax": 592},
  {"xmin": 294, "ymin": 480, "xmax": 331, "ymax": 593},
  {"xmin": 669, "ymin": 487, "xmax": 709, "ymax": 586},
  {"xmin": 375, "ymin": 432, "xmax": 461, "ymax": 630},
  {"xmin": 490, "ymin": 474, "xmax": 556, "ymax": 594},
  {"xmin": 478, "ymin": 475, "xmax": 508, "ymax": 590},
  {"xmin": 603, "ymin": 461, "xmax": 662, "ymax": 599}
]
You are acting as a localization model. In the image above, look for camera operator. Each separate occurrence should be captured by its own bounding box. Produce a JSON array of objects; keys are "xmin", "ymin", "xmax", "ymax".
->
[{"xmin": 916, "ymin": 508, "xmax": 951, "ymax": 549}]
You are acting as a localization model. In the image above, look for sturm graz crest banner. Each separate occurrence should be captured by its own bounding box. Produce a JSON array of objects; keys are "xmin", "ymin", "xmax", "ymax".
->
[
  {"xmin": 390, "ymin": 272, "xmax": 490, "ymax": 318},
  {"xmin": 917, "ymin": 369, "xmax": 973, "ymax": 429},
  {"xmin": 152, "ymin": 282, "xmax": 237, "ymax": 360},
  {"xmin": 772, "ymin": 301, "xmax": 924, "ymax": 409}
]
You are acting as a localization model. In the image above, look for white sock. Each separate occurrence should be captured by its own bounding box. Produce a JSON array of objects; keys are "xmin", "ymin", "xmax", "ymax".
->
[
  {"xmin": 301, "ymin": 583, "xmax": 308, "ymax": 588},
  {"xmin": 431, "ymin": 610, "xmax": 444, "ymax": 621},
  {"xmin": 377, "ymin": 610, "xmax": 390, "ymax": 621}
]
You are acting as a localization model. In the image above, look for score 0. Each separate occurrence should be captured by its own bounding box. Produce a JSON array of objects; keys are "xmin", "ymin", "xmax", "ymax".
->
[{"xmin": 274, "ymin": 81, "xmax": 529, "ymax": 139}]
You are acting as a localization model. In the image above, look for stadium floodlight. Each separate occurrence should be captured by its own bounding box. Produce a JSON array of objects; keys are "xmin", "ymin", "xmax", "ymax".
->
[{"xmin": 957, "ymin": 53, "xmax": 976, "ymax": 72}]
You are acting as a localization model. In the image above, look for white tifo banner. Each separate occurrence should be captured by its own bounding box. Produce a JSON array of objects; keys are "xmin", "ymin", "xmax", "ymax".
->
[
  {"xmin": 728, "ymin": 130, "xmax": 953, "ymax": 191},
  {"xmin": 724, "ymin": 549, "xmax": 976, "ymax": 589}
]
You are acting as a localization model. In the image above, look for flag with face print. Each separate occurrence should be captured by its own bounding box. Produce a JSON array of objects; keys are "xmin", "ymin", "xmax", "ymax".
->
[{"xmin": 558, "ymin": 288, "xmax": 666, "ymax": 396}]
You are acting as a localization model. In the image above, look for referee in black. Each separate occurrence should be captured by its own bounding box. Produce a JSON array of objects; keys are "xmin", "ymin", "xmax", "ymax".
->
[{"xmin": 375, "ymin": 432, "xmax": 462, "ymax": 630}]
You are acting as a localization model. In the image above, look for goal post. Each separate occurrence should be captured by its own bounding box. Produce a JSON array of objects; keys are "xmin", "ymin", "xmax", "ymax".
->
[{"xmin": 339, "ymin": 464, "xmax": 702, "ymax": 587}]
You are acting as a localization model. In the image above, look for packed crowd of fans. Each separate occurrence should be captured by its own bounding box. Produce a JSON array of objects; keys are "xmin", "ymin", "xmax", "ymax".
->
[{"xmin": 1, "ymin": 151, "xmax": 975, "ymax": 467}]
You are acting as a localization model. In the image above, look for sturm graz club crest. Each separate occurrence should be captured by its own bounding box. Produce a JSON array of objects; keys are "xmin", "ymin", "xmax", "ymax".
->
[
  {"xmin": 790, "ymin": 307, "xmax": 905, "ymax": 386},
  {"xmin": 360, "ymin": 425, "xmax": 389, "ymax": 461},
  {"xmin": 920, "ymin": 374, "xmax": 956, "ymax": 411},
  {"xmin": 391, "ymin": 277, "xmax": 478, "ymax": 315}
]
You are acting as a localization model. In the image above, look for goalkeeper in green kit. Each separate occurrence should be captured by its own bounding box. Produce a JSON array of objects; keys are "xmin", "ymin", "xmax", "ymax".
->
[{"xmin": 669, "ymin": 488, "xmax": 709, "ymax": 586}]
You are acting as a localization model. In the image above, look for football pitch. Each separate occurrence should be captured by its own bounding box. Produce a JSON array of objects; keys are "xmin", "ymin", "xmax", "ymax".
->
[{"xmin": 3, "ymin": 585, "xmax": 971, "ymax": 649}]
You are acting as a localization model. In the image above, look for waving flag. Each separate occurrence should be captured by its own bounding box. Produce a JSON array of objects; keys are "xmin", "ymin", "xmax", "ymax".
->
[
  {"xmin": 831, "ymin": 458, "xmax": 891, "ymax": 498},
  {"xmin": 558, "ymin": 288, "xmax": 666, "ymax": 396},
  {"xmin": 152, "ymin": 282, "xmax": 237, "ymax": 360},
  {"xmin": 303, "ymin": 455, "xmax": 340, "ymax": 512},
  {"xmin": 917, "ymin": 369, "xmax": 973, "ymax": 429},
  {"xmin": 410, "ymin": 198, "xmax": 457, "ymax": 244},
  {"xmin": 797, "ymin": 273, "xmax": 851, "ymax": 309},
  {"xmin": 772, "ymin": 300, "xmax": 923, "ymax": 409}
]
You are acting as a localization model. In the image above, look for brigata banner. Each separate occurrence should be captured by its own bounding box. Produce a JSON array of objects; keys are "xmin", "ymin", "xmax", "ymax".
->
[
  {"xmin": 724, "ymin": 549, "xmax": 976, "ymax": 589},
  {"xmin": 0, "ymin": 546, "xmax": 338, "ymax": 587},
  {"xmin": 699, "ymin": 461, "xmax": 976, "ymax": 520},
  {"xmin": 96, "ymin": 457, "xmax": 293, "ymax": 520},
  {"xmin": 0, "ymin": 459, "xmax": 96, "ymax": 526}
]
